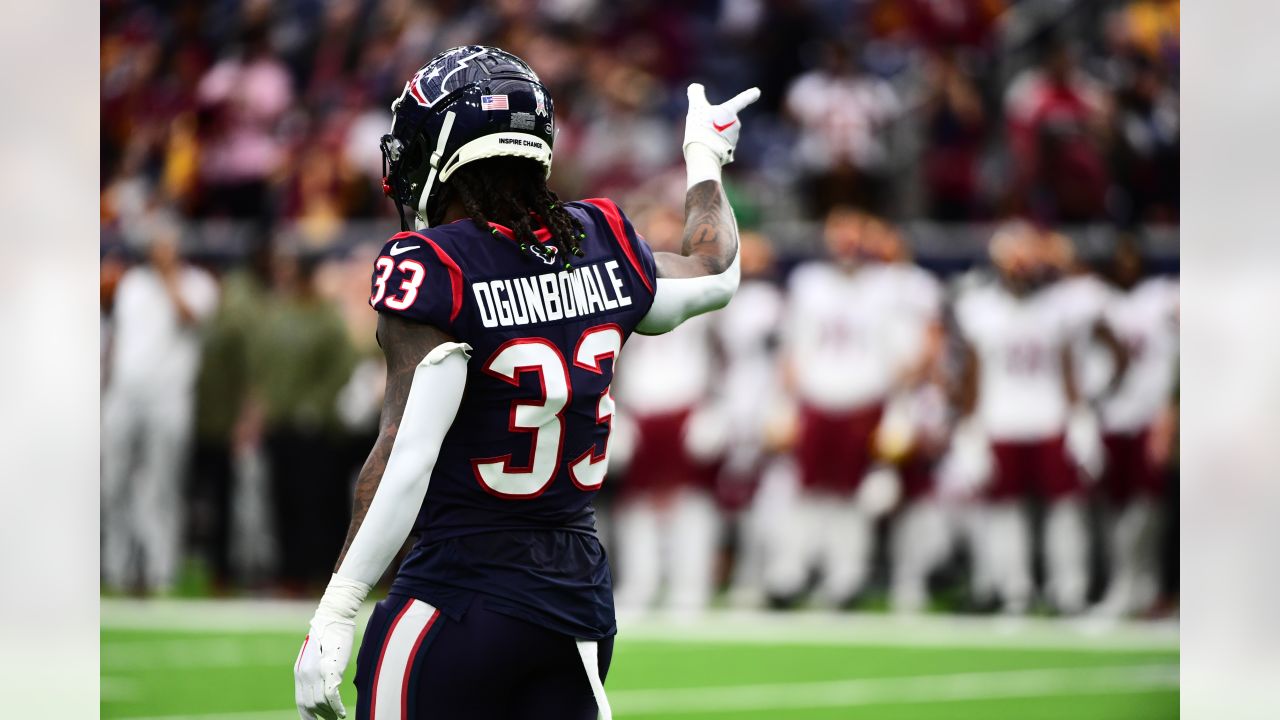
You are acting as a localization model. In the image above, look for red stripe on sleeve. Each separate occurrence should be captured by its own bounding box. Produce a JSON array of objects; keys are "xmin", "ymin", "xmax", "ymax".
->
[
  {"xmin": 400, "ymin": 609, "xmax": 441, "ymax": 718},
  {"xmin": 398, "ymin": 231, "xmax": 465, "ymax": 323},
  {"xmin": 369, "ymin": 599, "xmax": 414, "ymax": 720},
  {"xmin": 581, "ymin": 198, "xmax": 654, "ymax": 294}
]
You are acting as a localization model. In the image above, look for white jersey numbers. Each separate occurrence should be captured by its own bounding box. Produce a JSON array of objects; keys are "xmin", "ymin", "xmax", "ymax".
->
[
  {"xmin": 371, "ymin": 255, "xmax": 428, "ymax": 311},
  {"xmin": 472, "ymin": 326, "xmax": 622, "ymax": 498},
  {"xmin": 473, "ymin": 339, "xmax": 570, "ymax": 497},
  {"xmin": 568, "ymin": 324, "xmax": 623, "ymax": 490}
]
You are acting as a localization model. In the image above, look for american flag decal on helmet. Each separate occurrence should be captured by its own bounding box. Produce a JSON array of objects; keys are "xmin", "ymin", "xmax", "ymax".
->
[{"xmin": 480, "ymin": 94, "xmax": 509, "ymax": 110}]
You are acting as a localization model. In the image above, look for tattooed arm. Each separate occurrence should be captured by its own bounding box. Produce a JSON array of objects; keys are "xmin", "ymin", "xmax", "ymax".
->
[
  {"xmin": 636, "ymin": 180, "xmax": 742, "ymax": 334},
  {"xmin": 296, "ymin": 314, "xmax": 468, "ymax": 720},
  {"xmin": 334, "ymin": 314, "xmax": 455, "ymax": 571},
  {"xmin": 635, "ymin": 84, "xmax": 759, "ymax": 334},
  {"xmin": 653, "ymin": 179, "xmax": 739, "ymax": 279}
]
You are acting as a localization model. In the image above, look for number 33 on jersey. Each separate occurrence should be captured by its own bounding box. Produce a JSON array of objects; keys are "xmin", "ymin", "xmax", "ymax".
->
[{"xmin": 368, "ymin": 199, "xmax": 658, "ymax": 539}]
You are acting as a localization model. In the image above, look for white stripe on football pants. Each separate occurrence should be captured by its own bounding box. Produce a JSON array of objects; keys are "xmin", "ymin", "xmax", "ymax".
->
[{"xmin": 371, "ymin": 599, "xmax": 440, "ymax": 720}]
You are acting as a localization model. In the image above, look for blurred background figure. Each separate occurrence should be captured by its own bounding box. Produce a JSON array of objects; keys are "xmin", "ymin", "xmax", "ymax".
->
[
  {"xmin": 102, "ymin": 216, "xmax": 219, "ymax": 595},
  {"xmin": 1005, "ymin": 38, "xmax": 1110, "ymax": 223},
  {"xmin": 766, "ymin": 207, "xmax": 900, "ymax": 609},
  {"xmin": 611, "ymin": 205, "xmax": 723, "ymax": 616},
  {"xmin": 919, "ymin": 50, "xmax": 987, "ymax": 221},
  {"xmin": 709, "ymin": 230, "xmax": 787, "ymax": 609},
  {"xmin": 864, "ymin": 220, "xmax": 952, "ymax": 614},
  {"xmin": 954, "ymin": 223, "xmax": 1100, "ymax": 614},
  {"xmin": 190, "ymin": 242, "xmax": 271, "ymax": 592},
  {"xmin": 785, "ymin": 41, "xmax": 901, "ymax": 216},
  {"xmin": 193, "ymin": 21, "xmax": 293, "ymax": 220},
  {"xmin": 1093, "ymin": 239, "xmax": 1179, "ymax": 617},
  {"xmin": 246, "ymin": 250, "xmax": 356, "ymax": 594}
]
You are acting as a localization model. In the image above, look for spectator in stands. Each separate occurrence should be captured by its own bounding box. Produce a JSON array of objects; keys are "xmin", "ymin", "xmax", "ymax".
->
[
  {"xmin": 195, "ymin": 23, "xmax": 293, "ymax": 219},
  {"xmin": 1109, "ymin": 52, "xmax": 1179, "ymax": 225},
  {"xmin": 785, "ymin": 41, "xmax": 902, "ymax": 215},
  {"xmin": 921, "ymin": 51, "xmax": 987, "ymax": 220},
  {"xmin": 102, "ymin": 216, "xmax": 220, "ymax": 595},
  {"xmin": 1005, "ymin": 39, "xmax": 1111, "ymax": 222}
]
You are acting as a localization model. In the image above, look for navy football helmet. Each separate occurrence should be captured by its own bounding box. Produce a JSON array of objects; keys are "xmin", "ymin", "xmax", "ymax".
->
[{"xmin": 381, "ymin": 45, "xmax": 556, "ymax": 229}]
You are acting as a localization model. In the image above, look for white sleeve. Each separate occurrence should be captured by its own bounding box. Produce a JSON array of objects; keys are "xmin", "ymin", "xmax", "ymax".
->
[
  {"xmin": 332, "ymin": 341, "xmax": 471, "ymax": 587},
  {"xmin": 635, "ymin": 249, "xmax": 740, "ymax": 335}
]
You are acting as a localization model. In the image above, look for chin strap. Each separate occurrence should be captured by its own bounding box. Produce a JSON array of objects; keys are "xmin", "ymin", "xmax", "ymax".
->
[{"xmin": 381, "ymin": 134, "xmax": 412, "ymax": 232}]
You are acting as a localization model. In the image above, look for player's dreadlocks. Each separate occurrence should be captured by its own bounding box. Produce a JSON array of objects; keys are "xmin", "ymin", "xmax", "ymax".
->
[{"xmin": 434, "ymin": 157, "xmax": 586, "ymax": 270}]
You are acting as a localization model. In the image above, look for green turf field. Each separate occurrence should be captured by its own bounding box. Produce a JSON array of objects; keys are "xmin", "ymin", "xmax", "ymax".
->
[{"xmin": 102, "ymin": 600, "xmax": 1178, "ymax": 719}]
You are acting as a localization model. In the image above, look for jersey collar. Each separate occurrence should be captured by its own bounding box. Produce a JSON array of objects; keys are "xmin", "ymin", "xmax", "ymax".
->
[{"xmin": 486, "ymin": 219, "xmax": 553, "ymax": 244}]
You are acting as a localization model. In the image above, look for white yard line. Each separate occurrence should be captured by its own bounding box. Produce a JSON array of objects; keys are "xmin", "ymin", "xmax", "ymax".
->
[
  {"xmin": 607, "ymin": 664, "xmax": 1179, "ymax": 715},
  {"xmin": 101, "ymin": 598, "xmax": 1178, "ymax": 652},
  {"xmin": 110, "ymin": 663, "xmax": 1178, "ymax": 720},
  {"xmin": 111, "ymin": 707, "xmax": 295, "ymax": 712}
]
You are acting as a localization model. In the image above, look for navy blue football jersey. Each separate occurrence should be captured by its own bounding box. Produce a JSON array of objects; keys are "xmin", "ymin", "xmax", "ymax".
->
[{"xmin": 369, "ymin": 199, "xmax": 657, "ymax": 640}]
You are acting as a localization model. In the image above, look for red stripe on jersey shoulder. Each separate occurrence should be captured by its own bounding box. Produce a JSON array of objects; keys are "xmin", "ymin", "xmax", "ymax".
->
[
  {"xmin": 580, "ymin": 198, "xmax": 654, "ymax": 294},
  {"xmin": 395, "ymin": 231, "xmax": 464, "ymax": 323}
]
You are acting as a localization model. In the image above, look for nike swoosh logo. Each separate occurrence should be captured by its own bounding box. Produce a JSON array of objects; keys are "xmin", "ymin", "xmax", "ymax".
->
[
  {"xmin": 712, "ymin": 119, "xmax": 736, "ymax": 133},
  {"xmin": 390, "ymin": 241, "xmax": 420, "ymax": 256}
]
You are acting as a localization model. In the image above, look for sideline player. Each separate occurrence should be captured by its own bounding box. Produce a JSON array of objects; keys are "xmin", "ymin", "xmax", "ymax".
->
[
  {"xmin": 292, "ymin": 46, "xmax": 758, "ymax": 720},
  {"xmin": 1093, "ymin": 240, "xmax": 1178, "ymax": 616},
  {"xmin": 767, "ymin": 207, "xmax": 903, "ymax": 608},
  {"xmin": 610, "ymin": 309, "xmax": 721, "ymax": 615},
  {"xmin": 863, "ymin": 220, "xmax": 952, "ymax": 613},
  {"xmin": 711, "ymin": 231, "xmax": 788, "ymax": 608},
  {"xmin": 954, "ymin": 224, "xmax": 1097, "ymax": 614}
]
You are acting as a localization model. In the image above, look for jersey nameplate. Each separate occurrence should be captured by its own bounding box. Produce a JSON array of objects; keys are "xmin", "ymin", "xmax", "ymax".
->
[{"xmin": 472, "ymin": 260, "xmax": 633, "ymax": 328}]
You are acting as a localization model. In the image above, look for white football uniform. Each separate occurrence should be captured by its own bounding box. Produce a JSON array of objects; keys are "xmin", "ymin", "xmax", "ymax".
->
[
  {"xmin": 611, "ymin": 314, "xmax": 720, "ymax": 614},
  {"xmin": 768, "ymin": 261, "xmax": 939, "ymax": 607},
  {"xmin": 954, "ymin": 279, "xmax": 1087, "ymax": 613},
  {"xmin": 955, "ymin": 282, "xmax": 1073, "ymax": 443},
  {"xmin": 711, "ymin": 278, "xmax": 785, "ymax": 607},
  {"xmin": 882, "ymin": 261, "xmax": 944, "ymax": 370},
  {"xmin": 783, "ymin": 262, "xmax": 907, "ymax": 412},
  {"xmin": 714, "ymin": 278, "xmax": 785, "ymax": 475},
  {"xmin": 1092, "ymin": 276, "xmax": 1177, "ymax": 617},
  {"xmin": 1100, "ymin": 277, "xmax": 1179, "ymax": 433},
  {"xmin": 1047, "ymin": 273, "xmax": 1114, "ymax": 401}
]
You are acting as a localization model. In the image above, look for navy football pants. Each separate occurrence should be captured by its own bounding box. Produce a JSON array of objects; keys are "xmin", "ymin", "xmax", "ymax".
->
[{"xmin": 353, "ymin": 594, "xmax": 613, "ymax": 720}]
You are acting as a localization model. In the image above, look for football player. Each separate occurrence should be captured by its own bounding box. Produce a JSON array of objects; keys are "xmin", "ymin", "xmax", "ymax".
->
[
  {"xmin": 608, "ymin": 202, "xmax": 723, "ymax": 616},
  {"xmin": 710, "ymin": 231, "xmax": 787, "ymax": 608},
  {"xmin": 1092, "ymin": 240, "xmax": 1178, "ymax": 616},
  {"xmin": 766, "ymin": 207, "xmax": 904, "ymax": 608},
  {"xmin": 861, "ymin": 219, "xmax": 953, "ymax": 613},
  {"xmin": 1039, "ymin": 230, "xmax": 1130, "ymax": 480},
  {"xmin": 610, "ymin": 309, "xmax": 721, "ymax": 616},
  {"xmin": 292, "ymin": 46, "xmax": 758, "ymax": 720},
  {"xmin": 953, "ymin": 223, "xmax": 1092, "ymax": 614}
]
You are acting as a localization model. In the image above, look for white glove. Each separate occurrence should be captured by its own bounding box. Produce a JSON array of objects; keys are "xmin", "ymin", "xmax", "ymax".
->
[
  {"xmin": 936, "ymin": 416, "xmax": 993, "ymax": 500},
  {"xmin": 857, "ymin": 465, "xmax": 902, "ymax": 517},
  {"xmin": 295, "ymin": 575, "xmax": 369, "ymax": 720},
  {"xmin": 1065, "ymin": 404, "xmax": 1104, "ymax": 482},
  {"xmin": 683, "ymin": 83, "xmax": 761, "ymax": 187},
  {"xmin": 683, "ymin": 402, "xmax": 732, "ymax": 463}
]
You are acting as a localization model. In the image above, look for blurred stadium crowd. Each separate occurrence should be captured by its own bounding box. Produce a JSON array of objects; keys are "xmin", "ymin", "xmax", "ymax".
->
[{"xmin": 100, "ymin": 0, "xmax": 1179, "ymax": 618}]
